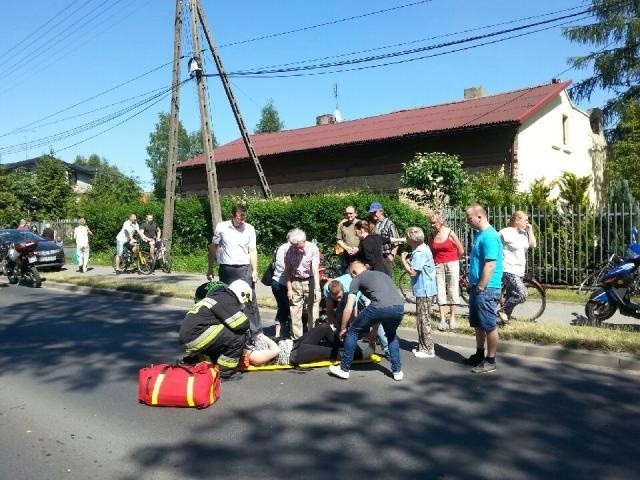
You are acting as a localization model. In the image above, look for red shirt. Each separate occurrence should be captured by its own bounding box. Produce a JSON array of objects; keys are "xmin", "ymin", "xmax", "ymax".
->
[{"xmin": 429, "ymin": 233, "xmax": 460, "ymax": 264}]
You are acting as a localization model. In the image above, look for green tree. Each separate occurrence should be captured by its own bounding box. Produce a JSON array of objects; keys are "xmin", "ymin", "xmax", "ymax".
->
[
  {"xmin": 607, "ymin": 178, "xmax": 638, "ymax": 206},
  {"xmin": 0, "ymin": 166, "xmax": 20, "ymax": 226},
  {"xmin": 608, "ymin": 100, "xmax": 640, "ymax": 198},
  {"xmin": 87, "ymin": 165, "xmax": 142, "ymax": 204},
  {"xmin": 145, "ymin": 113, "xmax": 214, "ymax": 199},
  {"xmin": 555, "ymin": 172, "xmax": 592, "ymax": 211},
  {"xmin": 254, "ymin": 99, "xmax": 284, "ymax": 133},
  {"xmin": 563, "ymin": 1, "xmax": 640, "ymax": 121},
  {"xmin": 400, "ymin": 152, "xmax": 469, "ymax": 209},
  {"xmin": 34, "ymin": 156, "xmax": 74, "ymax": 218},
  {"xmin": 465, "ymin": 169, "xmax": 527, "ymax": 207},
  {"xmin": 527, "ymin": 177, "xmax": 555, "ymax": 208}
]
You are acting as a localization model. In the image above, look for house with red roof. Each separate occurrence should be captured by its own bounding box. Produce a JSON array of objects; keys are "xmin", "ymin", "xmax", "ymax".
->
[{"xmin": 178, "ymin": 79, "xmax": 606, "ymax": 203}]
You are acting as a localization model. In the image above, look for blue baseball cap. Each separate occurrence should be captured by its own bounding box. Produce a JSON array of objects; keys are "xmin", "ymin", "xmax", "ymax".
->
[{"xmin": 368, "ymin": 202, "xmax": 382, "ymax": 213}]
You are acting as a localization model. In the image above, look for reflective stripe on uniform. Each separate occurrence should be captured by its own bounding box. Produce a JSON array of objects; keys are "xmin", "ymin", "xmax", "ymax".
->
[
  {"xmin": 221, "ymin": 311, "xmax": 248, "ymax": 330},
  {"xmin": 187, "ymin": 297, "xmax": 217, "ymax": 315},
  {"xmin": 151, "ymin": 373, "xmax": 166, "ymax": 405},
  {"xmin": 217, "ymin": 355, "xmax": 239, "ymax": 369},
  {"xmin": 184, "ymin": 324, "xmax": 224, "ymax": 353}
]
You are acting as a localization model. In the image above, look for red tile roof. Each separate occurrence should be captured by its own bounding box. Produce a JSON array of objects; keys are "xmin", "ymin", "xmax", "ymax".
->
[{"xmin": 179, "ymin": 80, "xmax": 571, "ymax": 169}]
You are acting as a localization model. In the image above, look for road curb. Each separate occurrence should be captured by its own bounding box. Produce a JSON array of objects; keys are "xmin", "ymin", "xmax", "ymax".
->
[{"xmin": 44, "ymin": 280, "xmax": 640, "ymax": 373}]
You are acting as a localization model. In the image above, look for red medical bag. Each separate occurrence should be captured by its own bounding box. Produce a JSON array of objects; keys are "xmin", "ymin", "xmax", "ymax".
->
[{"xmin": 138, "ymin": 361, "xmax": 220, "ymax": 409}]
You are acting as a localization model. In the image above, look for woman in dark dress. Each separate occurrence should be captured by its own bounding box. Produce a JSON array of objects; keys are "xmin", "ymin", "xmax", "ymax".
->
[{"xmin": 353, "ymin": 220, "xmax": 390, "ymax": 276}]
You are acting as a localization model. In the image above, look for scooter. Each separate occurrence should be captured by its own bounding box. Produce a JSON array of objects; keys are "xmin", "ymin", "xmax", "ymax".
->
[
  {"xmin": 2, "ymin": 240, "xmax": 42, "ymax": 287},
  {"xmin": 585, "ymin": 227, "xmax": 640, "ymax": 325}
]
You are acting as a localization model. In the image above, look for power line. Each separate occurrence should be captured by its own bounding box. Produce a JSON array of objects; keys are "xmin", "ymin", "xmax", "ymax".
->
[
  {"xmin": 0, "ymin": 78, "xmax": 190, "ymax": 155},
  {"xmin": 218, "ymin": 0, "xmax": 435, "ymax": 48},
  {"xmin": 0, "ymin": 0, "xmax": 127, "ymax": 83},
  {"xmin": 240, "ymin": 4, "xmax": 589, "ymax": 73},
  {"xmin": 213, "ymin": 9, "xmax": 592, "ymax": 77},
  {"xmin": 0, "ymin": 60, "xmax": 178, "ymax": 138}
]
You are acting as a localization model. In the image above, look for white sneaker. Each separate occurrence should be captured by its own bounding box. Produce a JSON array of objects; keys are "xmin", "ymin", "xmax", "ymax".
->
[
  {"xmin": 393, "ymin": 371, "xmax": 404, "ymax": 381},
  {"xmin": 449, "ymin": 320, "xmax": 458, "ymax": 330},
  {"xmin": 329, "ymin": 364, "xmax": 350, "ymax": 379},
  {"xmin": 412, "ymin": 348, "xmax": 435, "ymax": 359},
  {"xmin": 437, "ymin": 321, "xmax": 447, "ymax": 331}
]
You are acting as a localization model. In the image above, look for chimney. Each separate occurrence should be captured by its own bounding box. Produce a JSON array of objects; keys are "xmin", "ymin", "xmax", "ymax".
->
[
  {"xmin": 316, "ymin": 114, "xmax": 335, "ymax": 126},
  {"xmin": 464, "ymin": 86, "xmax": 484, "ymax": 100},
  {"xmin": 551, "ymin": 78, "xmax": 561, "ymax": 84}
]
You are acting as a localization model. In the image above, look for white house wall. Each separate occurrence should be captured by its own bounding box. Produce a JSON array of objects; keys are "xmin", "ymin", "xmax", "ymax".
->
[{"xmin": 516, "ymin": 90, "xmax": 606, "ymax": 205}]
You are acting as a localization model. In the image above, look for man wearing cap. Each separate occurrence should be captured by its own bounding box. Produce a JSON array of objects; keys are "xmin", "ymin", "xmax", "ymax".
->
[{"xmin": 369, "ymin": 202, "xmax": 400, "ymax": 274}]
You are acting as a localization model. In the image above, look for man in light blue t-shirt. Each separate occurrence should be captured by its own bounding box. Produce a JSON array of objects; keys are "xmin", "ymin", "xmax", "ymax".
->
[{"xmin": 464, "ymin": 204, "xmax": 503, "ymax": 374}]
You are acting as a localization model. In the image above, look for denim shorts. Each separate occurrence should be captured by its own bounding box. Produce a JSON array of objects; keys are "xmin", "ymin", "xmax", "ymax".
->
[{"xmin": 468, "ymin": 287, "xmax": 501, "ymax": 332}]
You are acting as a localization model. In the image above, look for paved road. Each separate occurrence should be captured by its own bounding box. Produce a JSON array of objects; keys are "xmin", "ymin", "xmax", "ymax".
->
[{"xmin": 1, "ymin": 286, "xmax": 639, "ymax": 479}]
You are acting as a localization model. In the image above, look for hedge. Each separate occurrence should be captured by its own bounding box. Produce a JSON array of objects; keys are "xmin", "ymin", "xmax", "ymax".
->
[{"xmin": 78, "ymin": 192, "xmax": 429, "ymax": 255}]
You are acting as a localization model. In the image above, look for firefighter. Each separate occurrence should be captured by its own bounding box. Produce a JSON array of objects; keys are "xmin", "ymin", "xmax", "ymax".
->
[{"xmin": 179, "ymin": 279, "xmax": 252, "ymax": 381}]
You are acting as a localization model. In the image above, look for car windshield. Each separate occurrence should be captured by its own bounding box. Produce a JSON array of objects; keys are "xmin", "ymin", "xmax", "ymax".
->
[{"xmin": 0, "ymin": 230, "xmax": 45, "ymax": 243}]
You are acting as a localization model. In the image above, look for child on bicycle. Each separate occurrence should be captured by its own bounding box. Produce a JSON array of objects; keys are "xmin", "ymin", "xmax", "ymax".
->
[{"xmin": 400, "ymin": 226, "xmax": 437, "ymax": 359}]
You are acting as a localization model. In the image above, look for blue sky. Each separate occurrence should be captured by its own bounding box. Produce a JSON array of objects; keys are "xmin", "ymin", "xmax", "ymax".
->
[{"xmin": 0, "ymin": 0, "xmax": 608, "ymax": 190}]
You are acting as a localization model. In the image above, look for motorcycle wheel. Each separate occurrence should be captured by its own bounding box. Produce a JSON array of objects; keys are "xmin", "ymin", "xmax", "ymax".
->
[
  {"xmin": 585, "ymin": 288, "xmax": 616, "ymax": 325},
  {"xmin": 24, "ymin": 266, "xmax": 42, "ymax": 288}
]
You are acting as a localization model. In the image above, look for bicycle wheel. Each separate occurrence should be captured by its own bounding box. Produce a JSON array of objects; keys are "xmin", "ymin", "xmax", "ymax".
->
[
  {"xmin": 160, "ymin": 252, "xmax": 172, "ymax": 273},
  {"xmin": 509, "ymin": 278, "xmax": 546, "ymax": 322},
  {"xmin": 458, "ymin": 276, "xmax": 469, "ymax": 305},
  {"xmin": 137, "ymin": 251, "xmax": 154, "ymax": 275},
  {"xmin": 397, "ymin": 271, "xmax": 416, "ymax": 304}
]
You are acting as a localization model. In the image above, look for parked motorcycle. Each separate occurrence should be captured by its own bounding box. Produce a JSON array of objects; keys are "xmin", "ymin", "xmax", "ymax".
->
[
  {"xmin": 2, "ymin": 240, "xmax": 42, "ymax": 287},
  {"xmin": 585, "ymin": 242, "xmax": 640, "ymax": 325}
]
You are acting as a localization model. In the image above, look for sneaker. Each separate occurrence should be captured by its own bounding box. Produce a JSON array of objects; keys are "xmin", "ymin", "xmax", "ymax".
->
[
  {"xmin": 115, "ymin": 269, "xmax": 123, "ymax": 275},
  {"xmin": 412, "ymin": 348, "xmax": 435, "ymax": 358},
  {"xmin": 471, "ymin": 361, "xmax": 497, "ymax": 374},
  {"xmin": 393, "ymin": 371, "xmax": 404, "ymax": 381},
  {"xmin": 437, "ymin": 321, "xmax": 447, "ymax": 331},
  {"xmin": 329, "ymin": 364, "xmax": 350, "ymax": 379},
  {"xmin": 464, "ymin": 352, "xmax": 485, "ymax": 367},
  {"xmin": 221, "ymin": 371, "xmax": 243, "ymax": 382},
  {"xmin": 449, "ymin": 320, "xmax": 458, "ymax": 330}
]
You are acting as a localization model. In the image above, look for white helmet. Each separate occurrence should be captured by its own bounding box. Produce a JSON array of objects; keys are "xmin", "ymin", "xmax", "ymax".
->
[{"xmin": 228, "ymin": 279, "xmax": 252, "ymax": 304}]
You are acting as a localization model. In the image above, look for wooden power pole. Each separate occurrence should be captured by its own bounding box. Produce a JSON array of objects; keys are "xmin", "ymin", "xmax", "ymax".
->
[
  {"xmin": 162, "ymin": 0, "xmax": 183, "ymax": 257},
  {"xmin": 196, "ymin": 2, "xmax": 271, "ymax": 198},
  {"xmin": 163, "ymin": 0, "xmax": 271, "ymax": 249},
  {"xmin": 188, "ymin": 0, "xmax": 222, "ymax": 226}
]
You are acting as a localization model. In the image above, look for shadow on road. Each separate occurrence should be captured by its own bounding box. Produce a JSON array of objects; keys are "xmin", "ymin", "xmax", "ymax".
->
[{"xmin": 118, "ymin": 356, "xmax": 639, "ymax": 480}]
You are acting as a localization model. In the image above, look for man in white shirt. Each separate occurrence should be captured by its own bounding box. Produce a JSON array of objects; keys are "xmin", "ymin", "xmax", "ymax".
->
[
  {"xmin": 73, "ymin": 218, "xmax": 93, "ymax": 273},
  {"xmin": 114, "ymin": 213, "xmax": 139, "ymax": 273},
  {"xmin": 207, "ymin": 204, "xmax": 262, "ymax": 333}
]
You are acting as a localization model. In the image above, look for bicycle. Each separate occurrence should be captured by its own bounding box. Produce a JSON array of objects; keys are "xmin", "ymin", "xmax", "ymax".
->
[
  {"xmin": 112, "ymin": 241, "xmax": 154, "ymax": 275},
  {"xmin": 577, "ymin": 252, "xmax": 621, "ymax": 295},
  {"xmin": 500, "ymin": 274, "xmax": 547, "ymax": 322},
  {"xmin": 153, "ymin": 240, "xmax": 172, "ymax": 273},
  {"xmin": 397, "ymin": 256, "xmax": 470, "ymax": 306}
]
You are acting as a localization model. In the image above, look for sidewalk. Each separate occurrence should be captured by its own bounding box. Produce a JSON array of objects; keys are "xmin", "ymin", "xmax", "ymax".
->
[{"xmin": 42, "ymin": 265, "xmax": 640, "ymax": 372}]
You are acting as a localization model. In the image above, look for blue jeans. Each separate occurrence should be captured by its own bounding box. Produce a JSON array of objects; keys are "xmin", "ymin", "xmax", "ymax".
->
[
  {"xmin": 271, "ymin": 280, "xmax": 290, "ymax": 335},
  {"xmin": 468, "ymin": 287, "xmax": 501, "ymax": 332},
  {"xmin": 341, "ymin": 304, "xmax": 404, "ymax": 374}
]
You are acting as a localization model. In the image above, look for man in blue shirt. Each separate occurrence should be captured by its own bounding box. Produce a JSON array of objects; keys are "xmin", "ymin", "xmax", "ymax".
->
[{"xmin": 464, "ymin": 204, "xmax": 503, "ymax": 373}]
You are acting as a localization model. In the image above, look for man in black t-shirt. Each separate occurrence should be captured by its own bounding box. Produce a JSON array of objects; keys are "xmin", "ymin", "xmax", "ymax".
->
[{"xmin": 139, "ymin": 214, "xmax": 160, "ymax": 260}]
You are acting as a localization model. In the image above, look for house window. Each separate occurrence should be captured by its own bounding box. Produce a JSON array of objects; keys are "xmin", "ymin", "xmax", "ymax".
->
[{"xmin": 562, "ymin": 114, "xmax": 569, "ymax": 145}]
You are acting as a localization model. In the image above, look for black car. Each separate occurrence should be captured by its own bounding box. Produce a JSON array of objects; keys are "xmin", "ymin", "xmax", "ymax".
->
[{"xmin": 0, "ymin": 229, "xmax": 65, "ymax": 271}]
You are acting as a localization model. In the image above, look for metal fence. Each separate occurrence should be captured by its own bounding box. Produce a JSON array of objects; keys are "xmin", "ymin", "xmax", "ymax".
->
[{"xmin": 443, "ymin": 203, "xmax": 640, "ymax": 286}]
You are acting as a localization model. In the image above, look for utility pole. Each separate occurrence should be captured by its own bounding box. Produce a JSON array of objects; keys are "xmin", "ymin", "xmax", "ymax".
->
[
  {"xmin": 196, "ymin": 1, "xmax": 271, "ymax": 198},
  {"xmin": 188, "ymin": 0, "xmax": 222, "ymax": 226},
  {"xmin": 162, "ymin": 0, "xmax": 183, "ymax": 257}
]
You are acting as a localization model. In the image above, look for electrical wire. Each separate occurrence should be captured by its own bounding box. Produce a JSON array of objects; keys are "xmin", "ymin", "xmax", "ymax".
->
[
  {"xmin": 240, "ymin": 4, "xmax": 589, "ymax": 73},
  {"xmin": 219, "ymin": 0, "xmax": 435, "ymax": 48},
  {"xmin": 0, "ymin": 78, "xmax": 191, "ymax": 155},
  {"xmin": 0, "ymin": 60, "xmax": 178, "ymax": 138},
  {"xmin": 207, "ymin": 9, "xmax": 592, "ymax": 78}
]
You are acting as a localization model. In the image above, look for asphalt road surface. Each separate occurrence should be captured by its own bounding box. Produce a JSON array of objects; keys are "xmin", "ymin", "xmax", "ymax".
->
[{"xmin": 1, "ymin": 285, "xmax": 640, "ymax": 480}]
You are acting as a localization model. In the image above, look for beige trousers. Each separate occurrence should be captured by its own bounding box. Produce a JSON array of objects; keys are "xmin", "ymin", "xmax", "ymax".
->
[{"xmin": 289, "ymin": 279, "xmax": 319, "ymax": 339}]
